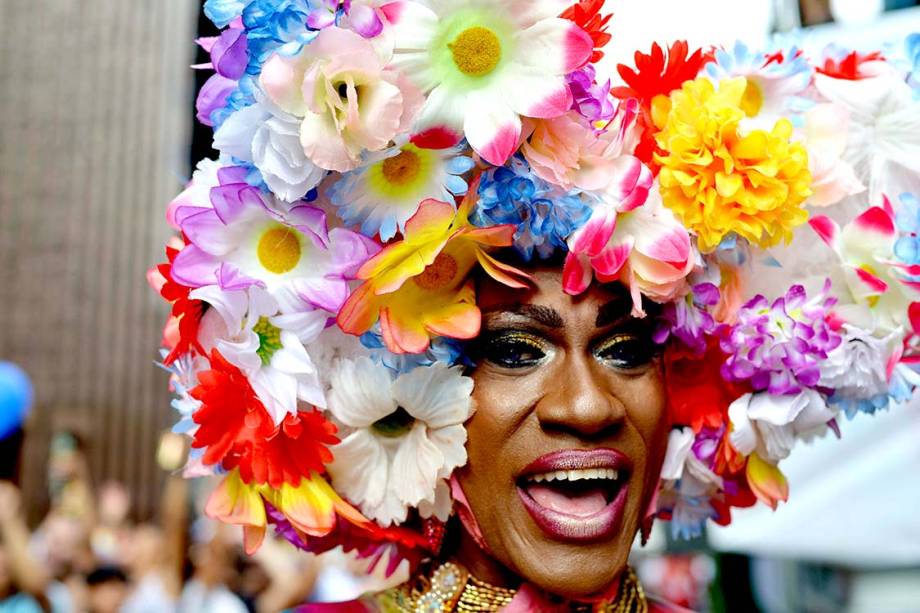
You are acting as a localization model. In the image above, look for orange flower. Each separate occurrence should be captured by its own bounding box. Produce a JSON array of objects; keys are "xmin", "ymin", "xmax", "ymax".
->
[
  {"xmin": 337, "ymin": 187, "xmax": 530, "ymax": 354},
  {"xmin": 206, "ymin": 469, "xmax": 370, "ymax": 554}
]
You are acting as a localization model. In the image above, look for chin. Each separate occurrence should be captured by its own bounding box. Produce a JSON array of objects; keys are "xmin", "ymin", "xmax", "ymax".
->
[{"xmin": 510, "ymin": 540, "xmax": 632, "ymax": 598}]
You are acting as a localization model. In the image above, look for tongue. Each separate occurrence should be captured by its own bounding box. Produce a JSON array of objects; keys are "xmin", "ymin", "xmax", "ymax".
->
[{"xmin": 526, "ymin": 483, "xmax": 608, "ymax": 517}]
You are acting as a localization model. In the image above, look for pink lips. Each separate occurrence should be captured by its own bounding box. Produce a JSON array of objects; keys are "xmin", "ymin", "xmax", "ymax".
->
[{"xmin": 516, "ymin": 449, "xmax": 631, "ymax": 542}]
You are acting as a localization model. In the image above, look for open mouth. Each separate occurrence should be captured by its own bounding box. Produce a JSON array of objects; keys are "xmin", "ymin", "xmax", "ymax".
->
[
  {"xmin": 518, "ymin": 468, "xmax": 626, "ymax": 518},
  {"xmin": 515, "ymin": 449, "xmax": 632, "ymax": 542}
]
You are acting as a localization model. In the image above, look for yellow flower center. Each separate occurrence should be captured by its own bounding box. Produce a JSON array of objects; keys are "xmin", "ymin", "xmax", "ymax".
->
[
  {"xmin": 740, "ymin": 79, "xmax": 764, "ymax": 117},
  {"xmin": 413, "ymin": 252, "xmax": 459, "ymax": 291},
  {"xmin": 381, "ymin": 149, "xmax": 422, "ymax": 187},
  {"xmin": 449, "ymin": 26, "xmax": 502, "ymax": 77},
  {"xmin": 257, "ymin": 227, "xmax": 302, "ymax": 274},
  {"xmin": 252, "ymin": 316, "xmax": 282, "ymax": 365}
]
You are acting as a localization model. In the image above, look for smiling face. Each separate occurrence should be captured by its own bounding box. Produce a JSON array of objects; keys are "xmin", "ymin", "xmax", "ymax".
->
[{"xmin": 455, "ymin": 265, "xmax": 670, "ymax": 599}]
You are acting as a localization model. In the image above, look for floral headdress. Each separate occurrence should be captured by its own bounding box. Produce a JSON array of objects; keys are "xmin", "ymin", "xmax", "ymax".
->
[{"xmin": 149, "ymin": 0, "xmax": 920, "ymax": 564}]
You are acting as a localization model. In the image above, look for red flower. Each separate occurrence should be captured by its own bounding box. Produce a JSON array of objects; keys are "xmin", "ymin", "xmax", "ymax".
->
[
  {"xmin": 612, "ymin": 41, "xmax": 711, "ymax": 170},
  {"xmin": 764, "ymin": 48, "xmax": 803, "ymax": 67},
  {"xmin": 560, "ymin": 0, "xmax": 612, "ymax": 63},
  {"xmin": 190, "ymin": 351, "xmax": 339, "ymax": 488},
  {"xmin": 272, "ymin": 507, "xmax": 435, "ymax": 578},
  {"xmin": 150, "ymin": 241, "xmax": 206, "ymax": 364},
  {"xmin": 817, "ymin": 50, "xmax": 885, "ymax": 80},
  {"xmin": 664, "ymin": 340, "xmax": 747, "ymax": 433}
]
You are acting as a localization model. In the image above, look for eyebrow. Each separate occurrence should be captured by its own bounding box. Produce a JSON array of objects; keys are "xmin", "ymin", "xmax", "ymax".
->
[
  {"xmin": 481, "ymin": 304, "xmax": 564, "ymax": 328},
  {"xmin": 595, "ymin": 297, "xmax": 630, "ymax": 328}
]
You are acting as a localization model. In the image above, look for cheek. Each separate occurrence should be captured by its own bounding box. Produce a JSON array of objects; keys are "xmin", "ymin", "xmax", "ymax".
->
[
  {"xmin": 623, "ymin": 366, "xmax": 670, "ymax": 498},
  {"xmin": 458, "ymin": 369, "xmax": 543, "ymax": 542}
]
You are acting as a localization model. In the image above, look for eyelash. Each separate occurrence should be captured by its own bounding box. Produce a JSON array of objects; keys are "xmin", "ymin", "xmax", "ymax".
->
[
  {"xmin": 479, "ymin": 332, "xmax": 549, "ymax": 369},
  {"xmin": 477, "ymin": 330, "xmax": 655, "ymax": 371},
  {"xmin": 592, "ymin": 334, "xmax": 654, "ymax": 371}
]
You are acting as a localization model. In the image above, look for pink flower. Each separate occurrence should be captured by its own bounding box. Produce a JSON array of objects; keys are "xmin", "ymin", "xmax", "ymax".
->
[
  {"xmin": 260, "ymin": 27, "xmax": 421, "ymax": 172},
  {"xmin": 522, "ymin": 100, "xmax": 643, "ymax": 192},
  {"xmin": 564, "ymin": 187, "xmax": 694, "ymax": 317},
  {"xmin": 803, "ymin": 103, "xmax": 865, "ymax": 208}
]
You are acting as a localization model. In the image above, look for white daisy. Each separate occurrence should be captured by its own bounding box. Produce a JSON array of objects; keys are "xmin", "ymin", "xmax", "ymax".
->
[
  {"xmin": 384, "ymin": 0, "xmax": 592, "ymax": 165},
  {"xmin": 325, "ymin": 357, "xmax": 474, "ymax": 526},
  {"xmin": 814, "ymin": 72, "xmax": 920, "ymax": 200},
  {"xmin": 192, "ymin": 285, "xmax": 329, "ymax": 423}
]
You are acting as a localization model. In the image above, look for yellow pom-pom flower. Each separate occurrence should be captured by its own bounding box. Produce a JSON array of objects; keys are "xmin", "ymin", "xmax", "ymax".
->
[{"xmin": 654, "ymin": 76, "xmax": 812, "ymax": 253}]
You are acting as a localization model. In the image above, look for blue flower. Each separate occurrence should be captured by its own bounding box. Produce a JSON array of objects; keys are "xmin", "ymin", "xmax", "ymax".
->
[
  {"xmin": 906, "ymin": 33, "xmax": 920, "ymax": 95},
  {"xmin": 327, "ymin": 143, "xmax": 474, "ymax": 241},
  {"xmin": 472, "ymin": 156, "xmax": 592, "ymax": 261},
  {"xmin": 706, "ymin": 41, "xmax": 813, "ymax": 126},
  {"xmin": 360, "ymin": 329, "xmax": 471, "ymax": 373},
  {"xmin": 243, "ymin": 0, "xmax": 319, "ymax": 68},
  {"xmin": 707, "ymin": 41, "xmax": 812, "ymax": 90},
  {"xmin": 204, "ymin": 0, "xmax": 254, "ymax": 28},
  {"xmin": 830, "ymin": 360, "xmax": 920, "ymax": 419},
  {"xmin": 667, "ymin": 495, "xmax": 714, "ymax": 540},
  {"xmin": 895, "ymin": 193, "xmax": 920, "ymax": 268}
]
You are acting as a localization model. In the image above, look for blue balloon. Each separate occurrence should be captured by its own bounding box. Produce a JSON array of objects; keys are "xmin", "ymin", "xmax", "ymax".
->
[{"xmin": 0, "ymin": 362, "xmax": 33, "ymax": 440}]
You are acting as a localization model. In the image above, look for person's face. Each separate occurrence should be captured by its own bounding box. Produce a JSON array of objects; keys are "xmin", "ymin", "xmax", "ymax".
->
[
  {"xmin": 87, "ymin": 582, "xmax": 128, "ymax": 613},
  {"xmin": 456, "ymin": 267, "xmax": 670, "ymax": 598}
]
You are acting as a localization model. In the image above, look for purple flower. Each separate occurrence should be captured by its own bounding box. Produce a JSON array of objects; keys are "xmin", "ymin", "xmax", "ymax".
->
[
  {"xmin": 654, "ymin": 283, "xmax": 720, "ymax": 355},
  {"xmin": 170, "ymin": 164, "xmax": 378, "ymax": 314},
  {"xmin": 196, "ymin": 74, "xmax": 238, "ymax": 127},
  {"xmin": 567, "ymin": 65, "xmax": 616, "ymax": 123},
  {"xmin": 194, "ymin": 24, "xmax": 249, "ymax": 126},
  {"xmin": 720, "ymin": 282, "xmax": 842, "ymax": 395},
  {"xmin": 211, "ymin": 27, "xmax": 249, "ymax": 80},
  {"xmin": 308, "ymin": 0, "xmax": 383, "ymax": 38}
]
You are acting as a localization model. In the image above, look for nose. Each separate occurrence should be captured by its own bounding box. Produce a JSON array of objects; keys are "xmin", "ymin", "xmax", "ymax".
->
[{"xmin": 536, "ymin": 351, "xmax": 626, "ymax": 438}]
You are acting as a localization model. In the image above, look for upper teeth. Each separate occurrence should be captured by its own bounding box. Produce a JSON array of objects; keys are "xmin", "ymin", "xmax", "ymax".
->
[{"xmin": 526, "ymin": 468, "xmax": 619, "ymax": 483}]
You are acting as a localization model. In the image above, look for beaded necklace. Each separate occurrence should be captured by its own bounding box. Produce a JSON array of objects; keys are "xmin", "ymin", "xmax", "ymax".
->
[{"xmin": 379, "ymin": 561, "xmax": 648, "ymax": 612}]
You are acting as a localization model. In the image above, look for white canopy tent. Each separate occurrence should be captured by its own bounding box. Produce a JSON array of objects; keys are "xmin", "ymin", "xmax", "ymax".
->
[{"xmin": 708, "ymin": 400, "xmax": 920, "ymax": 568}]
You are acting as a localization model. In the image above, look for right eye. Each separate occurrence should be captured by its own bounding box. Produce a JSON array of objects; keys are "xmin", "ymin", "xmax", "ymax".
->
[{"xmin": 480, "ymin": 332, "xmax": 548, "ymax": 369}]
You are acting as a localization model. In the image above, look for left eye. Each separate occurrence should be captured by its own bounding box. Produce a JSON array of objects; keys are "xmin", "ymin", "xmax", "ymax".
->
[
  {"xmin": 594, "ymin": 334, "xmax": 654, "ymax": 370},
  {"xmin": 474, "ymin": 331, "xmax": 549, "ymax": 369}
]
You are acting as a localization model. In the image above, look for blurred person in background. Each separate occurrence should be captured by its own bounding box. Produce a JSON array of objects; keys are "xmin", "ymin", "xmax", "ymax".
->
[
  {"xmin": 119, "ymin": 442, "xmax": 189, "ymax": 613},
  {"xmin": 91, "ymin": 483, "xmax": 132, "ymax": 567},
  {"xmin": 118, "ymin": 525, "xmax": 178, "ymax": 613},
  {"xmin": 28, "ymin": 431, "xmax": 98, "ymax": 612},
  {"xmin": 0, "ymin": 483, "xmax": 45, "ymax": 613},
  {"xmin": 44, "ymin": 432, "xmax": 94, "ymax": 528},
  {"xmin": 84, "ymin": 567, "xmax": 128, "ymax": 613},
  {"xmin": 179, "ymin": 526, "xmax": 248, "ymax": 613}
]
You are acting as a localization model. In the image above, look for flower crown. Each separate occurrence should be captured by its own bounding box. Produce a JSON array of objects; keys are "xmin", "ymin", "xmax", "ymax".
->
[{"xmin": 149, "ymin": 0, "xmax": 920, "ymax": 567}]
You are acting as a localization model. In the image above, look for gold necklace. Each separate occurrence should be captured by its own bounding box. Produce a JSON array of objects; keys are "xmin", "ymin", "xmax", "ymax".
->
[{"xmin": 385, "ymin": 561, "xmax": 648, "ymax": 612}]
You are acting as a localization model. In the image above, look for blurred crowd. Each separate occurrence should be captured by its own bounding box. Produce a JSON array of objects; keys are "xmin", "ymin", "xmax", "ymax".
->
[{"xmin": 0, "ymin": 431, "xmax": 392, "ymax": 613}]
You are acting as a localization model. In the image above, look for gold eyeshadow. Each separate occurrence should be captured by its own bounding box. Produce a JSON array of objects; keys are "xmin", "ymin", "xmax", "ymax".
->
[
  {"xmin": 478, "ymin": 330, "xmax": 550, "ymax": 369},
  {"xmin": 593, "ymin": 333, "xmax": 640, "ymax": 354},
  {"xmin": 486, "ymin": 331, "xmax": 546, "ymax": 349},
  {"xmin": 593, "ymin": 332, "xmax": 656, "ymax": 370}
]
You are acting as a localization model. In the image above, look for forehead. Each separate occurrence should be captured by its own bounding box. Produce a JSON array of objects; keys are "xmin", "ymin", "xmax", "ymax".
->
[{"xmin": 477, "ymin": 267, "xmax": 630, "ymax": 322}]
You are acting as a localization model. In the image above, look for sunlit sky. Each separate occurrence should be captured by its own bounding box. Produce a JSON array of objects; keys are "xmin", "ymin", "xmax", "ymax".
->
[{"xmin": 595, "ymin": 0, "xmax": 773, "ymax": 80}]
